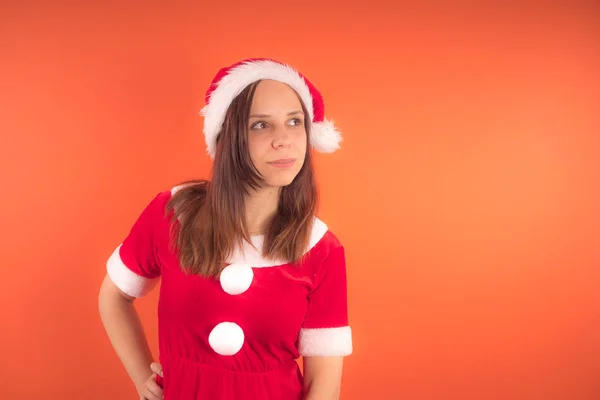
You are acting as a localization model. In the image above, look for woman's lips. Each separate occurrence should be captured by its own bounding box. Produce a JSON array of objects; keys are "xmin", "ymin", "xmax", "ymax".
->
[{"xmin": 268, "ymin": 158, "xmax": 296, "ymax": 168}]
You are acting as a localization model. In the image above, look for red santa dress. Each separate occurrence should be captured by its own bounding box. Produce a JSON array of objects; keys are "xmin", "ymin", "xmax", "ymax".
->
[{"xmin": 106, "ymin": 186, "xmax": 353, "ymax": 399}]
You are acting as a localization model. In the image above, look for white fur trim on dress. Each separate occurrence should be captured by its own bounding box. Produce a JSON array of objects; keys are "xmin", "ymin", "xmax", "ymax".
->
[
  {"xmin": 201, "ymin": 59, "xmax": 314, "ymax": 158},
  {"xmin": 225, "ymin": 217, "xmax": 329, "ymax": 267},
  {"xmin": 169, "ymin": 185, "xmax": 330, "ymax": 267},
  {"xmin": 298, "ymin": 326, "xmax": 353, "ymax": 357},
  {"xmin": 106, "ymin": 245, "xmax": 159, "ymax": 298}
]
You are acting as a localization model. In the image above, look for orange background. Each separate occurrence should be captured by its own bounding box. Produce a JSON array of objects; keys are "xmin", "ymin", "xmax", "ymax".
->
[{"xmin": 1, "ymin": 2, "xmax": 599, "ymax": 399}]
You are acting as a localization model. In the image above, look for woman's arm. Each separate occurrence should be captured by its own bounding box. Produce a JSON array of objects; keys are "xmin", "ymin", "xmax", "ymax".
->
[
  {"xmin": 98, "ymin": 274, "xmax": 155, "ymax": 394},
  {"xmin": 302, "ymin": 356, "xmax": 344, "ymax": 400}
]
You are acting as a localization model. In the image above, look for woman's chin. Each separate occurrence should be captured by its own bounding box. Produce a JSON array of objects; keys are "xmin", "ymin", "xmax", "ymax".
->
[{"xmin": 263, "ymin": 175, "xmax": 298, "ymax": 189}]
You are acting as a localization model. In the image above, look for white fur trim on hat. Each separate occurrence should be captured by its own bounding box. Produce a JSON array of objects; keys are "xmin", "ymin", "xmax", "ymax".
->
[
  {"xmin": 310, "ymin": 118, "xmax": 342, "ymax": 153},
  {"xmin": 200, "ymin": 59, "xmax": 314, "ymax": 158}
]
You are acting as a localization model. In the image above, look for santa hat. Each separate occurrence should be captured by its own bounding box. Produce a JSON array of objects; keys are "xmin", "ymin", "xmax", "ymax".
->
[{"xmin": 200, "ymin": 58, "xmax": 342, "ymax": 159}]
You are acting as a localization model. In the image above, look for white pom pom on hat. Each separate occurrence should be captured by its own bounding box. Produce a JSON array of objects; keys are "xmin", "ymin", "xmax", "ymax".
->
[{"xmin": 200, "ymin": 58, "xmax": 342, "ymax": 159}]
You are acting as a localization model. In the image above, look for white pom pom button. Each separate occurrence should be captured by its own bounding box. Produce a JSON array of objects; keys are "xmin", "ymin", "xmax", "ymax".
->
[
  {"xmin": 220, "ymin": 263, "xmax": 254, "ymax": 295},
  {"xmin": 208, "ymin": 322, "xmax": 245, "ymax": 356}
]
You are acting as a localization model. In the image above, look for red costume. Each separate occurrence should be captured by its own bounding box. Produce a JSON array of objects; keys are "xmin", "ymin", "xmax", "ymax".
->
[
  {"xmin": 106, "ymin": 57, "xmax": 352, "ymax": 399},
  {"xmin": 107, "ymin": 187, "xmax": 352, "ymax": 399}
]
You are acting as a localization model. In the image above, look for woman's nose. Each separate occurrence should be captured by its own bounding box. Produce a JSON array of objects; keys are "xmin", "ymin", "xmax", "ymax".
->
[{"xmin": 272, "ymin": 127, "xmax": 292, "ymax": 148}]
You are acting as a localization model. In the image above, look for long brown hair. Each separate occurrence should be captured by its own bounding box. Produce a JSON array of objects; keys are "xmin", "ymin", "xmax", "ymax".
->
[{"xmin": 166, "ymin": 81, "xmax": 318, "ymax": 278}]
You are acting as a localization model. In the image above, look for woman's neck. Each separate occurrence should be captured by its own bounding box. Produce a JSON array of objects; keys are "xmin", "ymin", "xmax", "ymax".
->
[{"xmin": 244, "ymin": 186, "xmax": 280, "ymax": 236}]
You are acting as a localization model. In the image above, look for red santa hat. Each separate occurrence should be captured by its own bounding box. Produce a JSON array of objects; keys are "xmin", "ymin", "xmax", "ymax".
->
[{"xmin": 200, "ymin": 58, "xmax": 342, "ymax": 159}]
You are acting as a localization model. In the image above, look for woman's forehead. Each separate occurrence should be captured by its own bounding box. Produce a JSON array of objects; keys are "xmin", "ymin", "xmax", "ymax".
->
[{"xmin": 250, "ymin": 80, "xmax": 303, "ymax": 112}]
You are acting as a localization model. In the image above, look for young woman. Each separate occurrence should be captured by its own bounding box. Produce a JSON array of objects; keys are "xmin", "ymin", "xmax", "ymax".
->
[{"xmin": 98, "ymin": 58, "xmax": 353, "ymax": 400}]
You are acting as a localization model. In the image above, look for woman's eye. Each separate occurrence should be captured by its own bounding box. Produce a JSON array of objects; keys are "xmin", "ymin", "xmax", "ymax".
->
[
  {"xmin": 251, "ymin": 119, "xmax": 302, "ymax": 130},
  {"xmin": 251, "ymin": 121, "xmax": 267, "ymax": 130}
]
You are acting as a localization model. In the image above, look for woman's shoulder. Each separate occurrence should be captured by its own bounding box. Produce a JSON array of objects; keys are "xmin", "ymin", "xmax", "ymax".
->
[
  {"xmin": 153, "ymin": 180, "xmax": 210, "ymax": 207},
  {"xmin": 304, "ymin": 217, "xmax": 344, "ymax": 261},
  {"xmin": 170, "ymin": 180, "xmax": 209, "ymax": 196},
  {"xmin": 132, "ymin": 181, "xmax": 207, "ymax": 223}
]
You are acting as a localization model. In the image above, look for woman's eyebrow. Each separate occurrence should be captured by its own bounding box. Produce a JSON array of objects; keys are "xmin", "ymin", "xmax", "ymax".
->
[{"xmin": 249, "ymin": 110, "xmax": 304, "ymax": 118}]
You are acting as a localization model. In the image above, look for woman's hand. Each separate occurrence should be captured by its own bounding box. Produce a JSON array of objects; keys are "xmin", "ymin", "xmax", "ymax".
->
[{"xmin": 138, "ymin": 362, "xmax": 164, "ymax": 400}]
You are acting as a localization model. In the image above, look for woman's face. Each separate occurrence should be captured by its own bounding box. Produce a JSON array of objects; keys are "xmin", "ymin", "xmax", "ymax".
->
[{"xmin": 247, "ymin": 79, "xmax": 308, "ymax": 189}]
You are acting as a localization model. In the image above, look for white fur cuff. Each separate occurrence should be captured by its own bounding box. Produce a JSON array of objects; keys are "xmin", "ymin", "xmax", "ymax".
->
[
  {"xmin": 298, "ymin": 326, "xmax": 353, "ymax": 357},
  {"xmin": 106, "ymin": 245, "xmax": 159, "ymax": 298}
]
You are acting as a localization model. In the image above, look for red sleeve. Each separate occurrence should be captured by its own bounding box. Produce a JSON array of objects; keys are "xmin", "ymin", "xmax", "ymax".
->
[
  {"xmin": 106, "ymin": 192, "xmax": 168, "ymax": 298},
  {"xmin": 298, "ymin": 244, "xmax": 353, "ymax": 357}
]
